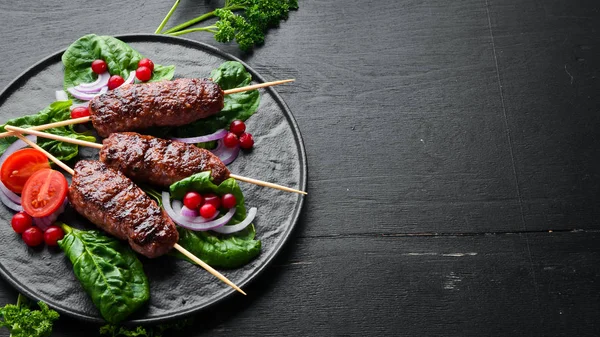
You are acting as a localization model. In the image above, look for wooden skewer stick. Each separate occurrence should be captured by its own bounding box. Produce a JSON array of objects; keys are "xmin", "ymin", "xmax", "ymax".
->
[
  {"xmin": 0, "ymin": 116, "xmax": 91, "ymax": 139},
  {"xmin": 230, "ymin": 174, "xmax": 306, "ymax": 195},
  {"xmin": 5, "ymin": 126, "xmax": 103, "ymax": 149},
  {"xmin": 223, "ymin": 79, "xmax": 295, "ymax": 95},
  {"xmin": 173, "ymin": 243, "xmax": 246, "ymax": 295},
  {"xmin": 0, "ymin": 79, "xmax": 295, "ymax": 138},
  {"xmin": 15, "ymin": 133, "xmax": 75, "ymax": 175},
  {"xmin": 12, "ymin": 132, "xmax": 246, "ymax": 295},
  {"xmin": 5, "ymin": 125, "xmax": 307, "ymax": 195}
]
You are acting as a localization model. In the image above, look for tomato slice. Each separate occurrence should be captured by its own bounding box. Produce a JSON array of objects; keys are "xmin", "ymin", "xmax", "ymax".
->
[
  {"xmin": 21, "ymin": 169, "xmax": 68, "ymax": 217},
  {"xmin": 0, "ymin": 148, "xmax": 50, "ymax": 193}
]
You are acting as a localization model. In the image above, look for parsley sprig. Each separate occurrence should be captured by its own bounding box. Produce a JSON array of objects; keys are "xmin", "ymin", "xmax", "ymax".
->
[
  {"xmin": 156, "ymin": 0, "xmax": 298, "ymax": 50},
  {"xmin": 0, "ymin": 294, "xmax": 59, "ymax": 337}
]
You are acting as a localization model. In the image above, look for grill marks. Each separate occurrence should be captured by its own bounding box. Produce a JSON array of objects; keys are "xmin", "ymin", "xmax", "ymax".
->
[
  {"xmin": 68, "ymin": 160, "xmax": 179, "ymax": 258},
  {"xmin": 88, "ymin": 78, "xmax": 224, "ymax": 137},
  {"xmin": 99, "ymin": 132, "xmax": 230, "ymax": 187}
]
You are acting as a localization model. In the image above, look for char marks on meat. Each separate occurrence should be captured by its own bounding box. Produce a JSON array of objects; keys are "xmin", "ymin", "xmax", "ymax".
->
[
  {"xmin": 99, "ymin": 132, "xmax": 230, "ymax": 186},
  {"xmin": 68, "ymin": 160, "xmax": 179, "ymax": 258},
  {"xmin": 89, "ymin": 78, "xmax": 224, "ymax": 137}
]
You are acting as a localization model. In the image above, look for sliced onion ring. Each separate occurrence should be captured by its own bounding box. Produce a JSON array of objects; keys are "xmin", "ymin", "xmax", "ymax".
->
[
  {"xmin": 171, "ymin": 198, "xmax": 225, "ymax": 223},
  {"xmin": 0, "ymin": 135, "xmax": 37, "ymax": 164},
  {"xmin": 67, "ymin": 86, "xmax": 107, "ymax": 101},
  {"xmin": 33, "ymin": 197, "xmax": 67, "ymax": 231},
  {"xmin": 75, "ymin": 72, "xmax": 110, "ymax": 92},
  {"xmin": 0, "ymin": 135, "xmax": 36, "ymax": 211},
  {"xmin": 78, "ymin": 71, "xmax": 110, "ymax": 88},
  {"xmin": 117, "ymin": 71, "xmax": 136, "ymax": 88},
  {"xmin": 212, "ymin": 207, "xmax": 257, "ymax": 234},
  {"xmin": 0, "ymin": 181, "xmax": 20, "ymax": 204},
  {"xmin": 171, "ymin": 129, "xmax": 228, "ymax": 144},
  {"xmin": 0, "ymin": 191, "xmax": 22, "ymax": 212},
  {"xmin": 211, "ymin": 139, "xmax": 240, "ymax": 165},
  {"xmin": 180, "ymin": 205, "xmax": 198, "ymax": 218},
  {"xmin": 162, "ymin": 192, "xmax": 236, "ymax": 231}
]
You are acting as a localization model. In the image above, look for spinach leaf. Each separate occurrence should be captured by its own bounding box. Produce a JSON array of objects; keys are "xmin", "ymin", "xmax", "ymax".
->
[
  {"xmin": 58, "ymin": 224, "xmax": 149, "ymax": 324},
  {"xmin": 176, "ymin": 226, "xmax": 261, "ymax": 269},
  {"xmin": 173, "ymin": 61, "xmax": 260, "ymax": 137},
  {"xmin": 62, "ymin": 34, "xmax": 175, "ymax": 91},
  {"xmin": 170, "ymin": 172, "xmax": 261, "ymax": 268},
  {"xmin": 0, "ymin": 100, "xmax": 96, "ymax": 161}
]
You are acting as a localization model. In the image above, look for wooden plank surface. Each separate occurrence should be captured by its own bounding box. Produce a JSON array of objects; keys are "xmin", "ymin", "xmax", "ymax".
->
[{"xmin": 0, "ymin": 0, "xmax": 599, "ymax": 336}]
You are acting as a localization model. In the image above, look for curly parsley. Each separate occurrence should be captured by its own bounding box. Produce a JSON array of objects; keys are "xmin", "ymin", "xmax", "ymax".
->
[
  {"xmin": 0, "ymin": 294, "xmax": 59, "ymax": 337},
  {"xmin": 156, "ymin": 0, "xmax": 298, "ymax": 50}
]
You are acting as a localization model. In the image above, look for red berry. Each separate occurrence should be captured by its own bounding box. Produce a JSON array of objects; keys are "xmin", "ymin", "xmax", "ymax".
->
[
  {"xmin": 91, "ymin": 60, "xmax": 107, "ymax": 74},
  {"xmin": 11, "ymin": 212, "xmax": 32, "ymax": 234},
  {"xmin": 70, "ymin": 106, "xmax": 90, "ymax": 119},
  {"xmin": 239, "ymin": 133, "xmax": 254, "ymax": 149},
  {"xmin": 136, "ymin": 66, "xmax": 152, "ymax": 82},
  {"xmin": 223, "ymin": 132, "xmax": 239, "ymax": 148},
  {"xmin": 203, "ymin": 193, "xmax": 221, "ymax": 209},
  {"xmin": 199, "ymin": 204, "xmax": 217, "ymax": 219},
  {"xmin": 138, "ymin": 58, "xmax": 154, "ymax": 72},
  {"xmin": 229, "ymin": 120, "xmax": 246, "ymax": 136},
  {"xmin": 22, "ymin": 227, "xmax": 43, "ymax": 247},
  {"xmin": 107, "ymin": 75, "xmax": 125, "ymax": 90},
  {"xmin": 183, "ymin": 191, "xmax": 203, "ymax": 209},
  {"xmin": 44, "ymin": 225, "xmax": 65, "ymax": 246},
  {"xmin": 221, "ymin": 193, "xmax": 237, "ymax": 209}
]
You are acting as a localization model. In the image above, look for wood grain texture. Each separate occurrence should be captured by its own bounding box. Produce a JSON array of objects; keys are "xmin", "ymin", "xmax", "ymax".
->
[{"xmin": 0, "ymin": 0, "xmax": 599, "ymax": 336}]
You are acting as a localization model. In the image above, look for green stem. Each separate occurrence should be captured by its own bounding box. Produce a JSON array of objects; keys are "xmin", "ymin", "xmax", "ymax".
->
[
  {"xmin": 167, "ymin": 26, "xmax": 219, "ymax": 37},
  {"xmin": 59, "ymin": 222, "xmax": 72, "ymax": 235},
  {"xmin": 155, "ymin": 0, "xmax": 181, "ymax": 34},
  {"xmin": 161, "ymin": 4, "xmax": 246, "ymax": 34},
  {"xmin": 162, "ymin": 11, "xmax": 217, "ymax": 35},
  {"xmin": 16, "ymin": 294, "xmax": 23, "ymax": 308}
]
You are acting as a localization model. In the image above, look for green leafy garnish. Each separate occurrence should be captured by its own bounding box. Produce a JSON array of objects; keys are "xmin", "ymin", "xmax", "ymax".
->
[
  {"xmin": 0, "ymin": 100, "xmax": 96, "ymax": 160},
  {"xmin": 58, "ymin": 223, "xmax": 150, "ymax": 324},
  {"xmin": 62, "ymin": 34, "xmax": 175, "ymax": 92},
  {"xmin": 173, "ymin": 61, "xmax": 259, "ymax": 137},
  {"xmin": 0, "ymin": 294, "xmax": 59, "ymax": 337},
  {"xmin": 156, "ymin": 0, "xmax": 298, "ymax": 50},
  {"xmin": 170, "ymin": 172, "xmax": 261, "ymax": 268}
]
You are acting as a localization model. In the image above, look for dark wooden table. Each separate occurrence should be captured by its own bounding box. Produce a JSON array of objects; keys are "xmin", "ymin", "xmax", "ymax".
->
[{"xmin": 1, "ymin": 0, "xmax": 600, "ymax": 336}]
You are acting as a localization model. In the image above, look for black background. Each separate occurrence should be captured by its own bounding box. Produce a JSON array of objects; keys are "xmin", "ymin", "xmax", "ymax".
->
[{"xmin": 1, "ymin": 0, "xmax": 600, "ymax": 336}]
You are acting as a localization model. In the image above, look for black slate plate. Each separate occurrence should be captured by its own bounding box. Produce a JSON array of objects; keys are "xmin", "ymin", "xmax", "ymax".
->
[{"xmin": 0, "ymin": 35, "xmax": 306, "ymax": 324}]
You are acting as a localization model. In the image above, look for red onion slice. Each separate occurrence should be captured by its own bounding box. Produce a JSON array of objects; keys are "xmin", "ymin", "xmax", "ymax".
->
[
  {"xmin": 67, "ymin": 86, "xmax": 108, "ymax": 101},
  {"xmin": 0, "ymin": 135, "xmax": 36, "ymax": 211},
  {"xmin": 55, "ymin": 90, "xmax": 69, "ymax": 101},
  {"xmin": 0, "ymin": 190, "xmax": 22, "ymax": 212},
  {"xmin": 172, "ymin": 199, "xmax": 221, "ymax": 223},
  {"xmin": 212, "ymin": 207, "xmax": 257, "ymax": 234},
  {"xmin": 0, "ymin": 135, "xmax": 37, "ymax": 164},
  {"xmin": 162, "ymin": 192, "xmax": 236, "ymax": 231},
  {"xmin": 32, "ymin": 197, "xmax": 67, "ymax": 231},
  {"xmin": 171, "ymin": 129, "xmax": 228, "ymax": 144},
  {"xmin": 74, "ymin": 84, "xmax": 108, "ymax": 94},
  {"xmin": 211, "ymin": 139, "xmax": 240, "ymax": 165},
  {"xmin": 0, "ymin": 181, "xmax": 20, "ymax": 204},
  {"xmin": 116, "ymin": 71, "xmax": 136, "ymax": 89},
  {"xmin": 78, "ymin": 71, "xmax": 110, "ymax": 89},
  {"xmin": 180, "ymin": 205, "xmax": 198, "ymax": 218},
  {"xmin": 33, "ymin": 216, "xmax": 52, "ymax": 230}
]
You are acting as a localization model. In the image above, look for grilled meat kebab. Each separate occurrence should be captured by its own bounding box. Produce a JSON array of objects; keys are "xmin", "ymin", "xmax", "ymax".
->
[
  {"xmin": 68, "ymin": 160, "xmax": 179, "ymax": 258},
  {"xmin": 89, "ymin": 78, "xmax": 224, "ymax": 137},
  {"xmin": 99, "ymin": 132, "xmax": 230, "ymax": 187}
]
